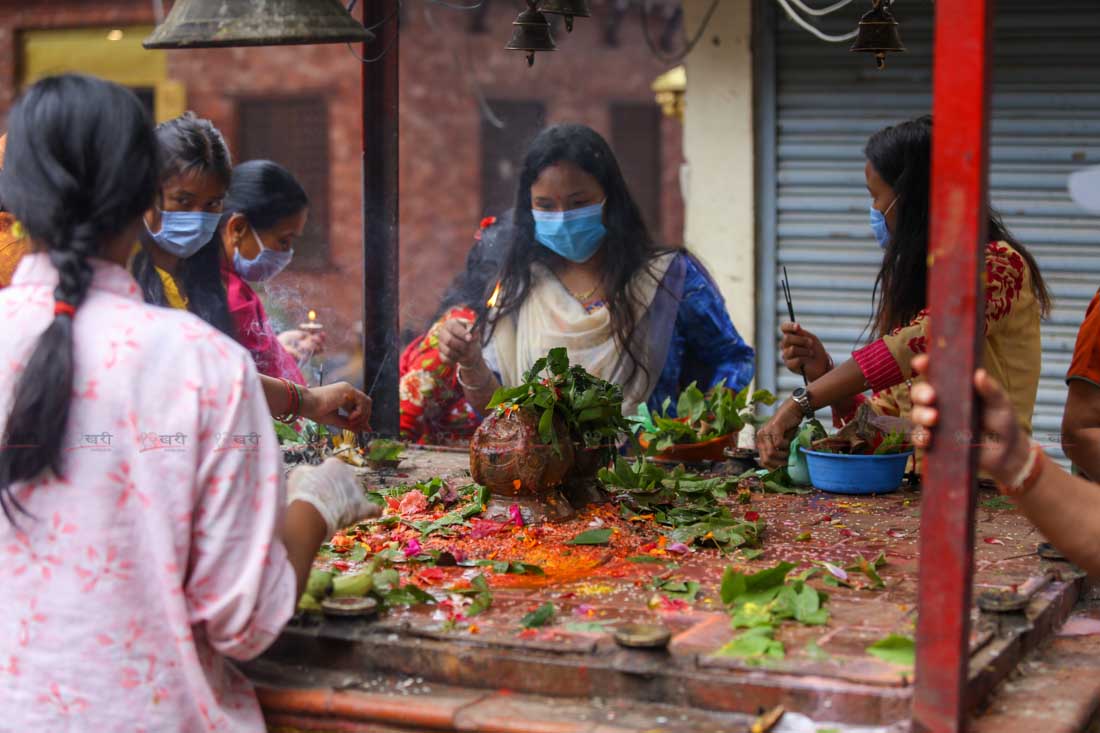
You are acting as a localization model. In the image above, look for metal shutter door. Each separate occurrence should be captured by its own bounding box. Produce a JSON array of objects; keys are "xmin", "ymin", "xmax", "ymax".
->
[{"xmin": 759, "ymin": 0, "xmax": 1100, "ymax": 463}]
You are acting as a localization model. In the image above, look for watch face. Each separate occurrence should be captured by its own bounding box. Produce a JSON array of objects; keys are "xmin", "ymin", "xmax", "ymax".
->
[{"xmin": 793, "ymin": 388, "xmax": 807, "ymax": 400}]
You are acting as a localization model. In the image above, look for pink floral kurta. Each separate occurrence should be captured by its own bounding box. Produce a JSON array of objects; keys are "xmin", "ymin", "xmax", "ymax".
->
[{"xmin": 0, "ymin": 254, "xmax": 296, "ymax": 731}]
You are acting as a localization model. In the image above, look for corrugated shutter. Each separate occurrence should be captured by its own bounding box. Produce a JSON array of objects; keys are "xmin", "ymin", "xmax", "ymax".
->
[{"xmin": 761, "ymin": 0, "xmax": 1100, "ymax": 463}]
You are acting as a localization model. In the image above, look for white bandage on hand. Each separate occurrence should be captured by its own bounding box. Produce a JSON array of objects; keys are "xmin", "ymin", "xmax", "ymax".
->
[{"xmin": 286, "ymin": 457, "xmax": 381, "ymax": 536}]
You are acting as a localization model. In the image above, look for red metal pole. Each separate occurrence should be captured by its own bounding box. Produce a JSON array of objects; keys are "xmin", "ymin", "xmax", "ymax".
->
[
  {"xmin": 361, "ymin": 0, "xmax": 401, "ymax": 436},
  {"xmin": 912, "ymin": 1, "xmax": 993, "ymax": 731}
]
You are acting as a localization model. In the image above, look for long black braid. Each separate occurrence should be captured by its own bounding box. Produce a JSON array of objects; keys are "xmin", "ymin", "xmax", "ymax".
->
[{"xmin": 0, "ymin": 74, "xmax": 158, "ymax": 523}]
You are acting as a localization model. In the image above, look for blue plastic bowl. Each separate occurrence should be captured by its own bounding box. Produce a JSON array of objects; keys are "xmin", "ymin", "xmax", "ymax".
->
[{"xmin": 801, "ymin": 449, "xmax": 914, "ymax": 495}]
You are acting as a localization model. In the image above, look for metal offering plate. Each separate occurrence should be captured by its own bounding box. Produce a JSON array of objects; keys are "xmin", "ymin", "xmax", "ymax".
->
[
  {"xmin": 613, "ymin": 623, "xmax": 672, "ymax": 649},
  {"xmin": 976, "ymin": 589, "xmax": 1028, "ymax": 613},
  {"xmin": 321, "ymin": 596, "xmax": 380, "ymax": 618},
  {"xmin": 1037, "ymin": 542, "xmax": 1066, "ymax": 561}
]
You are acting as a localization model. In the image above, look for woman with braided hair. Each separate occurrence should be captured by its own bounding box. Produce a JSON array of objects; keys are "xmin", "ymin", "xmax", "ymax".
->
[{"xmin": 0, "ymin": 74, "xmax": 378, "ymax": 730}]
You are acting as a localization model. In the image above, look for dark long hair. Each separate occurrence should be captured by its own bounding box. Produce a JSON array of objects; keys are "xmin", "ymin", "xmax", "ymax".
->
[
  {"xmin": 866, "ymin": 115, "xmax": 1051, "ymax": 336},
  {"xmin": 487, "ymin": 124, "xmax": 670, "ymax": 387},
  {"xmin": 131, "ymin": 112, "xmax": 235, "ymax": 337},
  {"xmin": 0, "ymin": 75, "xmax": 158, "ymax": 523},
  {"xmin": 225, "ymin": 159, "xmax": 309, "ymax": 231}
]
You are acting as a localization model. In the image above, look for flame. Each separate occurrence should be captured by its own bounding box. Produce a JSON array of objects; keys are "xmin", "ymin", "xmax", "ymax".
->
[
  {"xmin": 486, "ymin": 281, "xmax": 502, "ymax": 309},
  {"xmin": 307, "ymin": 309, "xmax": 317, "ymax": 322}
]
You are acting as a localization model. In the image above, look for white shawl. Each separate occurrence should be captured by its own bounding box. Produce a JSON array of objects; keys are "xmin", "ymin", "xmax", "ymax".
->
[{"xmin": 485, "ymin": 252, "xmax": 677, "ymax": 415}]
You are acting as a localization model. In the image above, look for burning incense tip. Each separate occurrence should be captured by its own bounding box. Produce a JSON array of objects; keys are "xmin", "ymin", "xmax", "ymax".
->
[{"xmin": 469, "ymin": 281, "xmax": 503, "ymax": 335}]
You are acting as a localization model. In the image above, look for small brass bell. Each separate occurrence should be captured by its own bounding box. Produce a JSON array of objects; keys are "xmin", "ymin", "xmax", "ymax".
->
[
  {"xmin": 538, "ymin": 0, "xmax": 592, "ymax": 33},
  {"xmin": 505, "ymin": 1, "xmax": 557, "ymax": 67},
  {"xmin": 849, "ymin": 0, "xmax": 905, "ymax": 70},
  {"xmin": 144, "ymin": 0, "xmax": 372, "ymax": 49}
]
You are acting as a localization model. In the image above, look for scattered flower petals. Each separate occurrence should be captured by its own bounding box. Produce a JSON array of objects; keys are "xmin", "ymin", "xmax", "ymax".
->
[
  {"xmin": 331, "ymin": 560, "xmax": 350, "ymax": 572},
  {"xmin": 666, "ymin": 542, "xmax": 691, "ymax": 555},
  {"xmin": 416, "ymin": 567, "xmax": 445, "ymax": 584},
  {"xmin": 468, "ymin": 519, "xmax": 504, "ymax": 539},
  {"xmin": 744, "ymin": 511, "xmax": 760, "ymax": 522},
  {"xmin": 984, "ymin": 537, "xmax": 1005, "ymax": 546},
  {"xmin": 404, "ymin": 538, "xmax": 422, "ymax": 557},
  {"xmin": 574, "ymin": 604, "xmax": 594, "ymax": 617},
  {"xmin": 839, "ymin": 528, "xmax": 856, "ymax": 538},
  {"xmin": 398, "ymin": 491, "xmax": 428, "ymax": 516},
  {"xmin": 886, "ymin": 529, "xmax": 906, "ymax": 539}
]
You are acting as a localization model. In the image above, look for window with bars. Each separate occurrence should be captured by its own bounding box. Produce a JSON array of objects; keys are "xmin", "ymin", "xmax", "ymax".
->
[{"xmin": 236, "ymin": 96, "xmax": 331, "ymax": 269}]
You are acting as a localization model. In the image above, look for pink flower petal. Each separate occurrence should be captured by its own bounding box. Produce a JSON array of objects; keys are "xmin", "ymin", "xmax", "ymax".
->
[
  {"xmin": 666, "ymin": 542, "xmax": 691, "ymax": 555},
  {"xmin": 508, "ymin": 504, "xmax": 525, "ymax": 527},
  {"xmin": 822, "ymin": 561, "xmax": 848, "ymax": 581},
  {"xmin": 404, "ymin": 538, "xmax": 423, "ymax": 557}
]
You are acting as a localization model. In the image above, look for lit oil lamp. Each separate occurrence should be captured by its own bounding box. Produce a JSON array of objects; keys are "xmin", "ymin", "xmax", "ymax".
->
[
  {"xmin": 298, "ymin": 309, "xmax": 325, "ymax": 384},
  {"xmin": 299, "ymin": 309, "xmax": 323, "ymax": 334}
]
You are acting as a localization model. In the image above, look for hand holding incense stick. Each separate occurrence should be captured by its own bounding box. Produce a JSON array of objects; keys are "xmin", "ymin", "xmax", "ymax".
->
[{"xmin": 781, "ymin": 267, "xmax": 808, "ymax": 387}]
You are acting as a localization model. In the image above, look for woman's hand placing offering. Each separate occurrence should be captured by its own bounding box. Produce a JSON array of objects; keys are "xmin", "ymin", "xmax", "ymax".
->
[
  {"xmin": 301, "ymin": 382, "xmax": 372, "ymax": 432},
  {"xmin": 756, "ymin": 399, "xmax": 805, "ymax": 468}
]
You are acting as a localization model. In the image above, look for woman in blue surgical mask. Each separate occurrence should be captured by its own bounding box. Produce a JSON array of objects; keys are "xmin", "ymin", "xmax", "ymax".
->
[
  {"xmin": 132, "ymin": 114, "xmax": 373, "ymax": 432},
  {"xmin": 436, "ymin": 123, "xmax": 755, "ymax": 418},
  {"xmin": 758, "ymin": 115, "xmax": 1051, "ymax": 469},
  {"xmin": 132, "ymin": 112, "xmax": 235, "ymax": 335},
  {"xmin": 218, "ymin": 160, "xmax": 313, "ymax": 383}
]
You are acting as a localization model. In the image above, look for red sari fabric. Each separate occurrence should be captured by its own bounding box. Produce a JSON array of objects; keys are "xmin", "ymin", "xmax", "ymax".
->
[
  {"xmin": 400, "ymin": 306, "xmax": 481, "ymax": 444},
  {"xmin": 222, "ymin": 262, "xmax": 305, "ymax": 383}
]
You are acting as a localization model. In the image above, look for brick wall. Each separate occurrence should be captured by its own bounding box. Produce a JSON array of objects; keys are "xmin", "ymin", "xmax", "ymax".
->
[{"xmin": 0, "ymin": 0, "xmax": 685, "ymax": 362}]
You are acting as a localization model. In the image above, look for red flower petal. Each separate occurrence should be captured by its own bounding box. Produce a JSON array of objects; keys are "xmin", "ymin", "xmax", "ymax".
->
[{"xmin": 744, "ymin": 511, "xmax": 760, "ymax": 522}]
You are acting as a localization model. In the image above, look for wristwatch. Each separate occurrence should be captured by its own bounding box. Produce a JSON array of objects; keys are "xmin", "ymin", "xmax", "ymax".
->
[{"xmin": 791, "ymin": 387, "xmax": 815, "ymax": 419}]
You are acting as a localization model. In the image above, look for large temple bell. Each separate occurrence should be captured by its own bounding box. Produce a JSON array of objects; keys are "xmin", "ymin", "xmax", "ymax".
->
[
  {"xmin": 143, "ymin": 0, "xmax": 373, "ymax": 49},
  {"xmin": 849, "ymin": 0, "xmax": 906, "ymax": 70},
  {"xmin": 505, "ymin": 1, "xmax": 557, "ymax": 67}
]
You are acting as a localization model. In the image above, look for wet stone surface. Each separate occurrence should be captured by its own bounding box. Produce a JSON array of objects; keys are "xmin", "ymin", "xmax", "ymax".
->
[{"xmin": 255, "ymin": 448, "xmax": 1086, "ymax": 727}]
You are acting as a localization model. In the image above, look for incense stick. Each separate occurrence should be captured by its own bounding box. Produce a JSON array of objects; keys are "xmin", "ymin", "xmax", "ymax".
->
[{"xmin": 781, "ymin": 266, "xmax": 809, "ymax": 386}]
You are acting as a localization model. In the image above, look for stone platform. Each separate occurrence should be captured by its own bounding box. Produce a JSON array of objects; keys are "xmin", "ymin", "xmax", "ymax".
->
[{"xmin": 250, "ymin": 447, "xmax": 1094, "ymax": 731}]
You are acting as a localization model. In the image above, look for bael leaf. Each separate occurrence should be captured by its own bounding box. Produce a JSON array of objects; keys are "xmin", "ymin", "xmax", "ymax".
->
[
  {"xmin": 714, "ymin": 626, "xmax": 785, "ymax": 661},
  {"xmin": 567, "ymin": 528, "xmax": 613, "ymax": 546},
  {"xmin": 866, "ymin": 634, "xmax": 916, "ymax": 667},
  {"xmin": 520, "ymin": 602, "xmax": 556, "ymax": 629}
]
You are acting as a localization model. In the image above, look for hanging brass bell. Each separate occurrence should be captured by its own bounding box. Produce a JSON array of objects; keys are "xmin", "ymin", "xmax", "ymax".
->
[
  {"xmin": 505, "ymin": 2, "xmax": 557, "ymax": 67},
  {"xmin": 538, "ymin": 0, "xmax": 591, "ymax": 33},
  {"xmin": 849, "ymin": 0, "xmax": 905, "ymax": 70},
  {"xmin": 143, "ymin": 0, "xmax": 373, "ymax": 49}
]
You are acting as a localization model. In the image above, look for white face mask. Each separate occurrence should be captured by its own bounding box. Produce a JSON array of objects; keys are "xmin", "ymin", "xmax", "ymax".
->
[{"xmin": 232, "ymin": 226, "xmax": 294, "ymax": 282}]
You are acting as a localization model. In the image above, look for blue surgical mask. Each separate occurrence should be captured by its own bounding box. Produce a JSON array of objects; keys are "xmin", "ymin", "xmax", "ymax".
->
[
  {"xmin": 146, "ymin": 210, "xmax": 222, "ymax": 259},
  {"xmin": 234, "ymin": 226, "xmax": 294, "ymax": 282},
  {"xmin": 532, "ymin": 202, "xmax": 607, "ymax": 263},
  {"xmin": 870, "ymin": 198, "xmax": 897, "ymax": 249}
]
